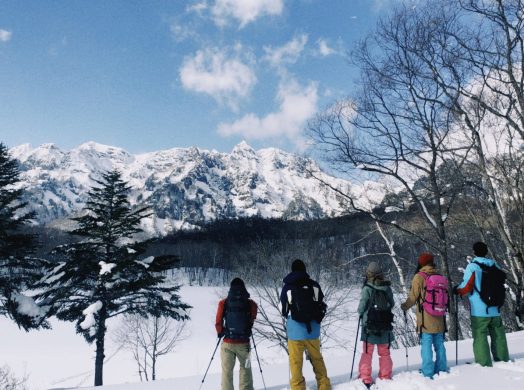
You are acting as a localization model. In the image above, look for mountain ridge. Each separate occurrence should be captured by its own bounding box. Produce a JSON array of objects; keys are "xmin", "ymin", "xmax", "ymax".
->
[{"xmin": 10, "ymin": 141, "xmax": 357, "ymax": 236}]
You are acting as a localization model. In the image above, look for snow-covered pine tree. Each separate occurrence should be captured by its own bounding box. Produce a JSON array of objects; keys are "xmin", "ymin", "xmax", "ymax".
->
[
  {"xmin": 36, "ymin": 170, "xmax": 190, "ymax": 387},
  {"xmin": 0, "ymin": 142, "xmax": 47, "ymax": 330}
]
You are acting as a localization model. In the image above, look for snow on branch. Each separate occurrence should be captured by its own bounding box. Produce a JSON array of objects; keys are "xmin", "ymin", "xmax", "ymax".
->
[{"xmin": 80, "ymin": 301, "xmax": 103, "ymax": 332}]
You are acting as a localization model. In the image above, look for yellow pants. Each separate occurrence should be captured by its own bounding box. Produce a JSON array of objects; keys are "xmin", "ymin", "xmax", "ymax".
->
[{"xmin": 288, "ymin": 339, "xmax": 331, "ymax": 390}]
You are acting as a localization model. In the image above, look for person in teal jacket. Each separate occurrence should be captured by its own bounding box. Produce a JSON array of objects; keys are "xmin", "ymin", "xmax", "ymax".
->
[
  {"xmin": 455, "ymin": 241, "xmax": 510, "ymax": 366},
  {"xmin": 357, "ymin": 262, "xmax": 394, "ymax": 388}
]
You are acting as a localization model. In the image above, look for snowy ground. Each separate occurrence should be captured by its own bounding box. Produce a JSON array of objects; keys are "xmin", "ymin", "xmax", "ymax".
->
[{"xmin": 1, "ymin": 285, "xmax": 524, "ymax": 390}]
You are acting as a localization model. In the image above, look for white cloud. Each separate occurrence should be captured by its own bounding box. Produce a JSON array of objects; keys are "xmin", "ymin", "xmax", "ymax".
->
[
  {"xmin": 179, "ymin": 46, "xmax": 257, "ymax": 109},
  {"xmin": 0, "ymin": 29, "xmax": 12, "ymax": 42},
  {"xmin": 187, "ymin": 1, "xmax": 208, "ymax": 14},
  {"xmin": 217, "ymin": 78, "xmax": 318, "ymax": 146},
  {"xmin": 212, "ymin": 0, "xmax": 284, "ymax": 28},
  {"xmin": 170, "ymin": 21, "xmax": 199, "ymax": 42},
  {"xmin": 263, "ymin": 34, "xmax": 308, "ymax": 68},
  {"xmin": 317, "ymin": 38, "xmax": 335, "ymax": 56}
]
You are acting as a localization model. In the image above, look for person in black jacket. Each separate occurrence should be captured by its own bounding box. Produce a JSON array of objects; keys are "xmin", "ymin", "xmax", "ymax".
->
[{"xmin": 280, "ymin": 259, "xmax": 331, "ymax": 390}]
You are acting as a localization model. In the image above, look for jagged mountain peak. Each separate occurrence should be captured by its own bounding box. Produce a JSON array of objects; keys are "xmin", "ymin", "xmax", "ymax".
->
[
  {"xmin": 232, "ymin": 140, "xmax": 255, "ymax": 153},
  {"xmin": 11, "ymin": 141, "xmax": 357, "ymax": 236}
]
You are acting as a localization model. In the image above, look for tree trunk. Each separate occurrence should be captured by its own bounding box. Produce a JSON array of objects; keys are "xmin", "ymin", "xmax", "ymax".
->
[
  {"xmin": 94, "ymin": 309, "xmax": 107, "ymax": 386},
  {"xmin": 152, "ymin": 317, "xmax": 158, "ymax": 381},
  {"xmin": 440, "ymin": 250, "xmax": 462, "ymax": 341}
]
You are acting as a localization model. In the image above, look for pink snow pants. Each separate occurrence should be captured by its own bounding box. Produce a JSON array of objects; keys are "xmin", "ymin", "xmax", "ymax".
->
[{"xmin": 358, "ymin": 342, "xmax": 393, "ymax": 385}]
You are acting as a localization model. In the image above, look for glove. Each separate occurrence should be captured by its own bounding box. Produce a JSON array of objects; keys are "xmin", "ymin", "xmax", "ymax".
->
[{"xmin": 218, "ymin": 332, "xmax": 224, "ymax": 338}]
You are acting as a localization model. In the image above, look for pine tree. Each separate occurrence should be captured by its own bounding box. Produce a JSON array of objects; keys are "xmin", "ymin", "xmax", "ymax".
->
[
  {"xmin": 0, "ymin": 142, "xmax": 47, "ymax": 330},
  {"xmin": 36, "ymin": 170, "xmax": 190, "ymax": 386}
]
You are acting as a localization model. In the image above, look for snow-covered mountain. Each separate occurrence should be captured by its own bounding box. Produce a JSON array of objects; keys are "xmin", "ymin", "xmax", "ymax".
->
[{"xmin": 10, "ymin": 141, "xmax": 354, "ymax": 236}]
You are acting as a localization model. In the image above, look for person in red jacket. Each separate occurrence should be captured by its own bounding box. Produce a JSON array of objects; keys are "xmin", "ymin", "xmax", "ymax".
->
[{"xmin": 215, "ymin": 278, "xmax": 258, "ymax": 390}]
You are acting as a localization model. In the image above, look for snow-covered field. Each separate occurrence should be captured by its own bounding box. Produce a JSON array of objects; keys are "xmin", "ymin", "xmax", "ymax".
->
[{"xmin": 2, "ymin": 285, "xmax": 524, "ymax": 390}]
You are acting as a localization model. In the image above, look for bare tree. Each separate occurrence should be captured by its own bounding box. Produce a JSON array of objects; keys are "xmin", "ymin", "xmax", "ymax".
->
[
  {"xmin": 0, "ymin": 366, "xmax": 28, "ymax": 390},
  {"xmin": 400, "ymin": 0, "xmax": 524, "ymax": 326},
  {"xmin": 113, "ymin": 315, "xmax": 188, "ymax": 381},
  {"xmin": 309, "ymin": 2, "xmax": 474, "ymax": 339}
]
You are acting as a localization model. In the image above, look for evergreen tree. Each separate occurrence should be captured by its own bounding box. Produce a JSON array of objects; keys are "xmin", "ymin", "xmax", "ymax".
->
[
  {"xmin": 36, "ymin": 170, "xmax": 190, "ymax": 386},
  {"xmin": 0, "ymin": 142, "xmax": 47, "ymax": 330}
]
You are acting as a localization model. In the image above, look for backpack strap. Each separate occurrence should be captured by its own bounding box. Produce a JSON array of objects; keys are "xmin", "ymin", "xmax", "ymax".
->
[
  {"xmin": 222, "ymin": 298, "xmax": 227, "ymax": 329},
  {"xmin": 471, "ymin": 261, "xmax": 489, "ymax": 314},
  {"xmin": 417, "ymin": 272, "xmax": 427, "ymax": 332},
  {"xmin": 471, "ymin": 261, "xmax": 481, "ymax": 294}
]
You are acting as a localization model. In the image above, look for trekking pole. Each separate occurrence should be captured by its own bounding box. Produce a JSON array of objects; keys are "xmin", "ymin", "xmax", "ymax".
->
[
  {"xmin": 403, "ymin": 311, "xmax": 409, "ymax": 371},
  {"xmin": 350, "ymin": 316, "xmax": 361, "ymax": 380},
  {"xmin": 199, "ymin": 336, "xmax": 222, "ymax": 390},
  {"xmin": 252, "ymin": 334, "xmax": 267, "ymax": 390},
  {"xmin": 455, "ymin": 294, "xmax": 459, "ymax": 366}
]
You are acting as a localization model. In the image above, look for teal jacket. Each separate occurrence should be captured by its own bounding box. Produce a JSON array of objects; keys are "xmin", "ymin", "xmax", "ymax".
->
[
  {"xmin": 358, "ymin": 279, "xmax": 395, "ymax": 344},
  {"xmin": 457, "ymin": 256, "xmax": 502, "ymax": 317}
]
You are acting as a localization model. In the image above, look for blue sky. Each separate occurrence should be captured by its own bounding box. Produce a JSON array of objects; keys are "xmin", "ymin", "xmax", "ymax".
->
[{"xmin": 0, "ymin": 0, "xmax": 401, "ymax": 154}]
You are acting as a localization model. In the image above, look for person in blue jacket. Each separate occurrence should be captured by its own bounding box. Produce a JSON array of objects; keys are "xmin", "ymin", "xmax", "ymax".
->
[
  {"xmin": 280, "ymin": 259, "xmax": 331, "ymax": 390},
  {"xmin": 455, "ymin": 241, "xmax": 510, "ymax": 366}
]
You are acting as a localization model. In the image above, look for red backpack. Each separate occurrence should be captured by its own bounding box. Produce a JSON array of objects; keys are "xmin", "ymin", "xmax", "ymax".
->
[{"xmin": 418, "ymin": 272, "xmax": 449, "ymax": 316}]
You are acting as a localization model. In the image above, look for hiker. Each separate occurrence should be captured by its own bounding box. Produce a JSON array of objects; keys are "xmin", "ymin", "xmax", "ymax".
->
[
  {"xmin": 357, "ymin": 262, "xmax": 394, "ymax": 389},
  {"xmin": 401, "ymin": 252, "xmax": 449, "ymax": 379},
  {"xmin": 280, "ymin": 259, "xmax": 331, "ymax": 390},
  {"xmin": 454, "ymin": 241, "xmax": 509, "ymax": 366},
  {"xmin": 215, "ymin": 277, "xmax": 258, "ymax": 390}
]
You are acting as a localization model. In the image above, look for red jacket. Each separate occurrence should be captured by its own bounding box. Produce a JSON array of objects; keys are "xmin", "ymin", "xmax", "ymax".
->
[{"xmin": 215, "ymin": 298, "xmax": 258, "ymax": 344}]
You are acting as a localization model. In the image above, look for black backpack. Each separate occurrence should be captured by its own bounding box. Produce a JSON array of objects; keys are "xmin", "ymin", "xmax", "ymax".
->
[
  {"xmin": 365, "ymin": 285, "xmax": 394, "ymax": 334},
  {"xmin": 289, "ymin": 279, "xmax": 327, "ymax": 333},
  {"xmin": 224, "ymin": 294, "xmax": 252, "ymax": 340},
  {"xmin": 472, "ymin": 261, "xmax": 506, "ymax": 313}
]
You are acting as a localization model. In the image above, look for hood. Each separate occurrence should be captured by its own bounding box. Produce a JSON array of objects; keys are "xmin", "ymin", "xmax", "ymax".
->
[
  {"xmin": 472, "ymin": 256, "xmax": 496, "ymax": 266},
  {"xmin": 365, "ymin": 279, "xmax": 391, "ymax": 290},
  {"xmin": 283, "ymin": 270, "xmax": 310, "ymax": 285},
  {"xmin": 228, "ymin": 284, "xmax": 250, "ymax": 299},
  {"xmin": 366, "ymin": 278, "xmax": 391, "ymax": 287},
  {"xmin": 418, "ymin": 264, "xmax": 439, "ymax": 274}
]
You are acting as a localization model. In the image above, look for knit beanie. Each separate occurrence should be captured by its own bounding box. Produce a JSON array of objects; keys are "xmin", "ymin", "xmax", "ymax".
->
[
  {"xmin": 418, "ymin": 252, "xmax": 434, "ymax": 267},
  {"xmin": 291, "ymin": 259, "xmax": 306, "ymax": 272},
  {"xmin": 230, "ymin": 277, "xmax": 246, "ymax": 290},
  {"xmin": 473, "ymin": 241, "xmax": 488, "ymax": 257},
  {"xmin": 366, "ymin": 262, "xmax": 383, "ymax": 278}
]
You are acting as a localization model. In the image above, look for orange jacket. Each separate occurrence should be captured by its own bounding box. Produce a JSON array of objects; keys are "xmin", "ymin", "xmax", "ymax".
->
[{"xmin": 215, "ymin": 298, "xmax": 258, "ymax": 344}]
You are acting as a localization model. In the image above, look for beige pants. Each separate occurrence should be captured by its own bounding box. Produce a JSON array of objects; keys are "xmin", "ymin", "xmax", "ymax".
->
[
  {"xmin": 288, "ymin": 339, "xmax": 331, "ymax": 390},
  {"xmin": 221, "ymin": 342, "xmax": 253, "ymax": 390}
]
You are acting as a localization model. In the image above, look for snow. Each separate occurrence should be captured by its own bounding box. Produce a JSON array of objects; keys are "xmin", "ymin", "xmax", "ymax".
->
[
  {"xmin": 2, "ymin": 285, "xmax": 524, "ymax": 390},
  {"xmin": 99, "ymin": 261, "xmax": 117, "ymax": 275},
  {"xmin": 79, "ymin": 300, "xmax": 103, "ymax": 330},
  {"xmin": 419, "ymin": 200, "xmax": 437, "ymax": 229},
  {"xmin": 12, "ymin": 293, "xmax": 45, "ymax": 318},
  {"xmin": 9, "ymin": 141, "xmax": 363, "ymax": 235}
]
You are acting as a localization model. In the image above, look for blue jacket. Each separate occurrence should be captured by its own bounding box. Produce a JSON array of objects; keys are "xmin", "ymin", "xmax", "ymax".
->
[
  {"xmin": 457, "ymin": 256, "xmax": 502, "ymax": 317},
  {"xmin": 280, "ymin": 271, "xmax": 322, "ymax": 340}
]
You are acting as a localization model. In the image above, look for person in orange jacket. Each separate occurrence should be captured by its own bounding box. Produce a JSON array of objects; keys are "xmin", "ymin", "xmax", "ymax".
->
[{"xmin": 215, "ymin": 277, "xmax": 258, "ymax": 390}]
